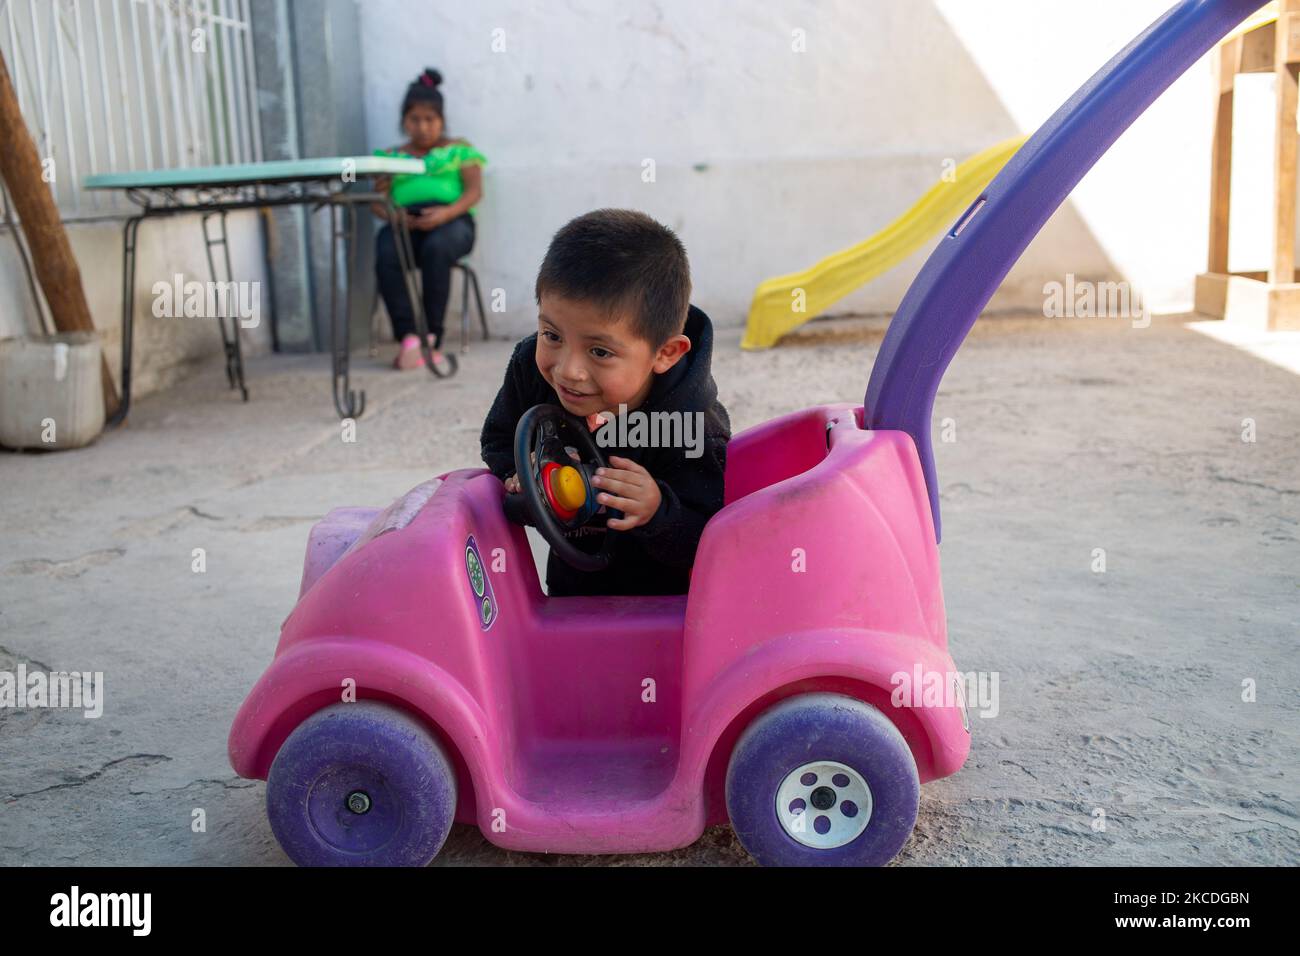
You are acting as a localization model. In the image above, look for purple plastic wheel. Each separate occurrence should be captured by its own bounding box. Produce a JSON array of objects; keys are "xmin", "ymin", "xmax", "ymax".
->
[
  {"xmin": 266, "ymin": 701, "xmax": 457, "ymax": 866},
  {"xmin": 725, "ymin": 693, "xmax": 919, "ymax": 866}
]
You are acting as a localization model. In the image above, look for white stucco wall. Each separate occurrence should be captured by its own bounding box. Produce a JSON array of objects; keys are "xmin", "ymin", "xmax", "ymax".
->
[{"xmin": 359, "ymin": 0, "xmax": 1276, "ymax": 337}]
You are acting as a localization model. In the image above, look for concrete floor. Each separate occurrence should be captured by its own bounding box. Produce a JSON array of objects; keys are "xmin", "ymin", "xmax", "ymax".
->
[{"xmin": 1, "ymin": 313, "xmax": 1296, "ymax": 866}]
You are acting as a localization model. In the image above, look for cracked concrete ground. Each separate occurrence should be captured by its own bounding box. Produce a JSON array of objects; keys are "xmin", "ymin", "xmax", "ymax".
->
[{"xmin": 0, "ymin": 313, "xmax": 1296, "ymax": 866}]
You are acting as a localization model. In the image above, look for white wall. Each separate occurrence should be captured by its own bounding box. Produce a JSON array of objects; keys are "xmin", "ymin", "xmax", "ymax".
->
[{"xmin": 359, "ymin": 0, "xmax": 1275, "ymax": 337}]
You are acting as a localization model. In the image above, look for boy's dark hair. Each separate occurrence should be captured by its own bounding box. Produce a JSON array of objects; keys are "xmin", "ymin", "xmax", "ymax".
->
[
  {"xmin": 535, "ymin": 209, "xmax": 692, "ymax": 348},
  {"xmin": 401, "ymin": 68, "xmax": 444, "ymax": 125}
]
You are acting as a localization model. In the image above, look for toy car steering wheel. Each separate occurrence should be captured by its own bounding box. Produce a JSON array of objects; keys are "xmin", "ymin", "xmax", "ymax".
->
[{"xmin": 512, "ymin": 404, "xmax": 616, "ymax": 572}]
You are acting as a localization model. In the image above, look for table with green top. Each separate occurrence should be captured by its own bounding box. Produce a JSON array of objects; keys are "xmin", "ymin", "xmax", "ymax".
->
[{"xmin": 85, "ymin": 156, "xmax": 456, "ymax": 424}]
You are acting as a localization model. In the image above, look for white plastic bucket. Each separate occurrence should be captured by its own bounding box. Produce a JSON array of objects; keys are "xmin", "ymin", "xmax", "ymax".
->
[{"xmin": 0, "ymin": 333, "xmax": 106, "ymax": 450}]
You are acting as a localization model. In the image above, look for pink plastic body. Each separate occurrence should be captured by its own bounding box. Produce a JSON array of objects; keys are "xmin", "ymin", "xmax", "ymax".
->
[{"xmin": 228, "ymin": 404, "xmax": 970, "ymax": 854}]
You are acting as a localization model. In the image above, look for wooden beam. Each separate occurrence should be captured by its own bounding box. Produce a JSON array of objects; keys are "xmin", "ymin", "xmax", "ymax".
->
[
  {"xmin": 1239, "ymin": 22, "xmax": 1274, "ymax": 73},
  {"xmin": 1208, "ymin": 48, "xmax": 1234, "ymax": 274},
  {"xmin": 0, "ymin": 50, "xmax": 119, "ymax": 419},
  {"xmin": 1285, "ymin": 10, "xmax": 1300, "ymax": 64},
  {"xmin": 1271, "ymin": 5, "xmax": 1300, "ymax": 285}
]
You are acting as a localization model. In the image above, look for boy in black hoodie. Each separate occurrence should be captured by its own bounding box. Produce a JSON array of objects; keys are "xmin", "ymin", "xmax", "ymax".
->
[{"xmin": 480, "ymin": 209, "xmax": 731, "ymax": 597}]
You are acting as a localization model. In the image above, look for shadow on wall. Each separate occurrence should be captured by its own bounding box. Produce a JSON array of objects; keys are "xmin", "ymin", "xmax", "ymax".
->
[{"xmin": 366, "ymin": 0, "xmax": 1123, "ymax": 337}]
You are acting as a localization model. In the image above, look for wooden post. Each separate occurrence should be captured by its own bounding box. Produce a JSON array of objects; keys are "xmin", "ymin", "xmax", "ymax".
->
[
  {"xmin": 0, "ymin": 50, "xmax": 119, "ymax": 419},
  {"xmin": 1270, "ymin": 3, "xmax": 1300, "ymax": 285},
  {"xmin": 1208, "ymin": 41, "xmax": 1236, "ymax": 275},
  {"xmin": 1196, "ymin": 6, "xmax": 1300, "ymax": 331}
]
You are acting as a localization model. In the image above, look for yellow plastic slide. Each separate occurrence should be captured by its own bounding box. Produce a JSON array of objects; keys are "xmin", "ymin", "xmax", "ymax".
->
[{"xmin": 741, "ymin": 135, "xmax": 1028, "ymax": 350}]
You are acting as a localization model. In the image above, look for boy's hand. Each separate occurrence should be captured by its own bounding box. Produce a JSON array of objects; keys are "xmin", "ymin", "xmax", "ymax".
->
[
  {"xmin": 504, "ymin": 473, "xmax": 521, "ymax": 494},
  {"xmin": 591, "ymin": 456, "xmax": 661, "ymax": 531}
]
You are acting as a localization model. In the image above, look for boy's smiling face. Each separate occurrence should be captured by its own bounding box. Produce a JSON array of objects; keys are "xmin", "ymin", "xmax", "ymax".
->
[{"xmin": 535, "ymin": 293, "xmax": 690, "ymax": 417}]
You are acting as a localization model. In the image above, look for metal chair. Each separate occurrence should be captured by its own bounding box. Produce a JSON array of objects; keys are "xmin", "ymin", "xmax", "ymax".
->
[{"xmin": 370, "ymin": 258, "xmax": 490, "ymax": 356}]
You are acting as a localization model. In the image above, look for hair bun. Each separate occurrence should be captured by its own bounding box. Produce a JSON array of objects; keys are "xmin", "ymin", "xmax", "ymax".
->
[{"xmin": 418, "ymin": 68, "xmax": 443, "ymax": 89}]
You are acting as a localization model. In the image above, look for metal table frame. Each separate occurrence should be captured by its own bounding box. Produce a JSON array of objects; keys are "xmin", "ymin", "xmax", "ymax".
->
[{"xmin": 89, "ymin": 165, "xmax": 456, "ymax": 425}]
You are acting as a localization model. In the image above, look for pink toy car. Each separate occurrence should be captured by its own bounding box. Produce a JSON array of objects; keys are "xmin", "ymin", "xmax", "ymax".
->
[
  {"xmin": 229, "ymin": 400, "xmax": 969, "ymax": 866},
  {"xmin": 229, "ymin": 0, "xmax": 1259, "ymax": 869}
]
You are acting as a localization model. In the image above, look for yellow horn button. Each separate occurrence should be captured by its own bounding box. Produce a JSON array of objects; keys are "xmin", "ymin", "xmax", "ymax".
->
[{"xmin": 551, "ymin": 465, "xmax": 588, "ymax": 510}]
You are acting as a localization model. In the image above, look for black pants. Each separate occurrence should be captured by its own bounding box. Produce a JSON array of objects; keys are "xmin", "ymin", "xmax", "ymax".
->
[{"xmin": 375, "ymin": 208, "xmax": 475, "ymax": 349}]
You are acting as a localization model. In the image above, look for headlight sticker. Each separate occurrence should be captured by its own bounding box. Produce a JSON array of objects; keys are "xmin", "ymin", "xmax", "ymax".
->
[{"xmin": 465, "ymin": 535, "xmax": 498, "ymax": 631}]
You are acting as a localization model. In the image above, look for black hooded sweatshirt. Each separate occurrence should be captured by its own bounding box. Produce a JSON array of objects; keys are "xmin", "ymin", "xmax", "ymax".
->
[{"xmin": 480, "ymin": 305, "xmax": 731, "ymax": 597}]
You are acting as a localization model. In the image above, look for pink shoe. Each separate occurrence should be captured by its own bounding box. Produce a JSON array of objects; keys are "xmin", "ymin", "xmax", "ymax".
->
[
  {"xmin": 393, "ymin": 334, "xmax": 422, "ymax": 370},
  {"xmin": 393, "ymin": 334, "xmax": 452, "ymax": 374},
  {"xmin": 428, "ymin": 349, "xmax": 453, "ymax": 376}
]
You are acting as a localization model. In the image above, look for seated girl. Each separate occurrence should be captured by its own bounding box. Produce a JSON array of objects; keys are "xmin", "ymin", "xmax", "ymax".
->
[{"xmin": 372, "ymin": 68, "xmax": 487, "ymax": 372}]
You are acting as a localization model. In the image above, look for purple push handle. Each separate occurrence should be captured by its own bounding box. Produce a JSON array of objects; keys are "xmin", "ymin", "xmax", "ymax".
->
[{"xmin": 864, "ymin": 0, "xmax": 1267, "ymax": 542}]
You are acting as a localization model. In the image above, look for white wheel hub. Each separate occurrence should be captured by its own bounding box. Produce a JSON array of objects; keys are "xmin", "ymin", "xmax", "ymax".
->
[{"xmin": 775, "ymin": 760, "xmax": 873, "ymax": 849}]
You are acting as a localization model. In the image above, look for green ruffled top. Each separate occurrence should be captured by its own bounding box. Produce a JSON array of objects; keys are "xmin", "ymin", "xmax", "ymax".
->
[{"xmin": 375, "ymin": 140, "xmax": 487, "ymax": 214}]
